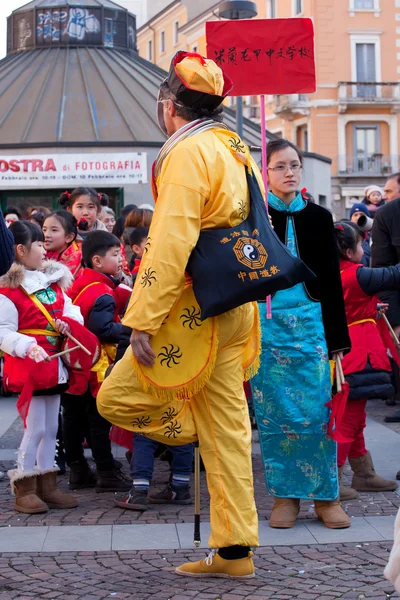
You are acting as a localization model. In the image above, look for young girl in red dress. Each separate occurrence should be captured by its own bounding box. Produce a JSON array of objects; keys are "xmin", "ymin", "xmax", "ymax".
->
[
  {"xmin": 44, "ymin": 210, "xmax": 82, "ymax": 279},
  {"xmin": 0, "ymin": 221, "xmax": 82, "ymax": 514},
  {"xmin": 334, "ymin": 222, "xmax": 400, "ymax": 499}
]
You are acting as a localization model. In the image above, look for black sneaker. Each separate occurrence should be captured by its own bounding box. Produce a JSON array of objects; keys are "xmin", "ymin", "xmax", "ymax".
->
[
  {"xmin": 115, "ymin": 488, "xmax": 148, "ymax": 511},
  {"xmin": 149, "ymin": 483, "xmax": 192, "ymax": 505},
  {"xmin": 95, "ymin": 468, "xmax": 131, "ymax": 493},
  {"xmin": 69, "ymin": 459, "xmax": 97, "ymax": 490}
]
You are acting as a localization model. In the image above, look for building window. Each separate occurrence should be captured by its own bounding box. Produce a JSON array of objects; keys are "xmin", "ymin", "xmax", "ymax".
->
[
  {"xmin": 349, "ymin": 0, "xmax": 380, "ymax": 13},
  {"xmin": 293, "ymin": 0, "xmax": 303, "ymax": 15},
  {"xmin": 148, "ymin": 40, "xmax": 153, "ymax": 61},
  {"xmin": 160, "ymin": 30, "xmax": 165, "ymax": 54},
  {"xmin": 354, "ymin": 0, "xmax": 374, "ymax": 8},
  {"xmin": 173, "ymin": 21, "xmax": 179, "ymax": 46},
  {"xmin": 353, "ymin": 124, "xmax": 380, "ymax": 173},
  {"xmin": 296, "ymin": 124, "xmax": 309, "ymax": 152},
  {"xmin": 268, "ymin": 0, "xmax": 277, "ymax": 18},
  {"xmin": 356, "ymin": 43, "xmax": 376, "ymax": 97}
]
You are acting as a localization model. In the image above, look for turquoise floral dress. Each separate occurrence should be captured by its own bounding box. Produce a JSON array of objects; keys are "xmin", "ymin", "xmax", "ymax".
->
[{"xmin": 251, "ymin": 191, "xmax": 338, "ymax": 501}]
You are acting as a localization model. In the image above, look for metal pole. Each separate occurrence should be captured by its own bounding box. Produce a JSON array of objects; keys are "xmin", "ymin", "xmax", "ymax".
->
[
  {"xmin": 193, "ymin": 443, "xmax": 201, "ymax": 547},
  {"xmin": 237, "ymin": 96, "xmax": 243, "ymax": 138}
]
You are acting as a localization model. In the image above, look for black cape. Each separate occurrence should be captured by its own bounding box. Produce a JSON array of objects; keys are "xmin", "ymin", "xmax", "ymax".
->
[{"xmin": 269, "ymin": 201, "xmax": 350, "ymax": 357}]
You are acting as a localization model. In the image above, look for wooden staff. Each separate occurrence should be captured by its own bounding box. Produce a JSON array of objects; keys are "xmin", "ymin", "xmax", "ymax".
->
[
  {"xmin": 47, "ymin": 345, "xmax": 80, "ymax": 361},
  {"xmin": 65, "ymin": 331, "xmax": 92, "ymax": 356},
  {"xmin": 193, "ymin": 442, "xmax": 201, "ymax": 548}
]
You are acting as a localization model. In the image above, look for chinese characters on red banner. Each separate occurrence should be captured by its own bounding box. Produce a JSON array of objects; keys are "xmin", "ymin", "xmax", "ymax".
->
[{"xmin": 206, "ymin": 18, "xmax": 316, "ymax": 96}]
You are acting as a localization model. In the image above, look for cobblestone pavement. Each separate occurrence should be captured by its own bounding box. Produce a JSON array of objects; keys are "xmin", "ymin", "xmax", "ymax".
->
[
  {"xmin": 0, "ymin": 454, "xmax": 399, "ymax": 528},
  {"xmin": 0, "ymin": 542, "xmax": 397, "ymax": 599},
  {"xmin": 0, "ymin": 398, "xmax": 400, "ymax": 527}
]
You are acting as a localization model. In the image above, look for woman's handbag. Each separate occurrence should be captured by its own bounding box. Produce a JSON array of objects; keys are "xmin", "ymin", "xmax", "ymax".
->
[{"xmin": 186, "ymin": 169, "xmax": 316, "ymax": 319}]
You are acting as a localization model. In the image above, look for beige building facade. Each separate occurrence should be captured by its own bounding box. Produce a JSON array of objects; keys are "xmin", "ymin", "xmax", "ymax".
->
[{"xmin": 137, "ymin": 0, "xmax": 400, "ymax": 218}]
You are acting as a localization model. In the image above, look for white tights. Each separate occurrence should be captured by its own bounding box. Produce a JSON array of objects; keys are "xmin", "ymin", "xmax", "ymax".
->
[{"xmin": 17, "ymin": 395, "xmax": 60, "ymax": 472}]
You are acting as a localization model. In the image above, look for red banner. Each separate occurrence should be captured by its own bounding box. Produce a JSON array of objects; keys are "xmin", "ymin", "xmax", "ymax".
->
[{"xmin": 206, "ymin": 18, "xmax": 316, "ymax": 96}]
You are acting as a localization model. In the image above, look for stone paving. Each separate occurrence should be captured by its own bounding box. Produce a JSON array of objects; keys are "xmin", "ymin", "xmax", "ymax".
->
[
  {"xmin": 0, "ymin": 398, "xmax": 400, "ymax": 598},
  {"xmin": 0, "ymin": 542, "xmax": 398, "ymax": 599}
]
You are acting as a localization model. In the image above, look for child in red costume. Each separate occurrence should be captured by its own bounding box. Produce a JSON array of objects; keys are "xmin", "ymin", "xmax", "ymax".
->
[
  {"xmin": 0, "ymin": 221, "xmax": 81, "ymax": 514},
  {"xmin": 130, "ymin": 227, "xmax": 149, "ymax": 276},
  {"xmin": 44, "ymin": 210, "xmax": 83, "ymax": 279},
  {"xmin": 58, "ymin": 188, "xmax": 131, "ymax": 278},
  {"xmin": 64, "ymin": 231, "xmax": 131, "ymax": 493},
  {"xmin": 334, "ymin": 222, "xmax": 400, "ymax": 499}
]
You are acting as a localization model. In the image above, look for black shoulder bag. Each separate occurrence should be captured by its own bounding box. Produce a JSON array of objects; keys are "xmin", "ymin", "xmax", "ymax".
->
[{"xmin": 186, "ymin": 169, "xmax": 315, "ymax": 320}]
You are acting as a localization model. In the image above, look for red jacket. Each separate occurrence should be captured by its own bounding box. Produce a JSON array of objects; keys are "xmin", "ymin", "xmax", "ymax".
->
[
  {"xmin": 68, "ymin": 268, "xmax": 130, "ymax": 395},
  {"xmin": 340, "ymin": 260, "xmax": 393, "ymax": 375},
  {"xmin": 46, "ymin": 240, "xmax": 83, "ymax": 280}
]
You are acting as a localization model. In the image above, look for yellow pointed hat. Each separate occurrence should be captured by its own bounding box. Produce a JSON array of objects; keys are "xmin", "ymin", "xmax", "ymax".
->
[{"xmin": 166, "ymin": 51, "xmax": 233, "ymax": 110}]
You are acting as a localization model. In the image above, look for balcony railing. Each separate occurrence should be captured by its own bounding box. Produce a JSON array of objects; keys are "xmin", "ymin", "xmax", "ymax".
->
[
  {"xmin": 274, "ymin": 94, "xmax": 310, "ymax": 116},
  {"xmin": 337, "ymin": 154, "xmax": 397, "ymax": 176},
  {"xmin": 338, "ymin": 82, "xmax": 400, "ymax": 105}
]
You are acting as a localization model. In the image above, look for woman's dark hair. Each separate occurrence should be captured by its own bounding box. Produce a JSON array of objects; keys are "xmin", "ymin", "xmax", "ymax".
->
[
  {"xmin": 159, "ymin": 82, "xmax": 223, "ymax": 123},
  {"xmin": 4, "ymin": 206, "xmax": 22, "ymax": 219},
  {"xmin": 125, "ymin": 208, "xmax": 153, "ymax": 228},
  {"xmin": 28, "ymin": 212, "xmax": 45, "ymax": 229},
  {"xmin": 334, "ymin": 221, "xmax": 362, "ymax": 260},
  {"xmin": 82, "ymin": 231, "xmax": 121, "ymax": 269},
  {"xmin": 266, "ymin": 139, "xmax": 304, "ymax": 166},
  {"xmin": 113, "ymin": 215, "xmax": 126, "ymax": 240},
  {"xmin": 58, "ymin": 188, "xmax": 102, "ymax": 213},
  {"xmin": 9, "ymin": 220, "xmax": 44, "ymax": 248},
  {"xmin": 121, "ymin": 204, "xmax": 137, "ymax": 218},
  {"xmin": 44, "ymin": 210, "xmax": 78, "ymax": 240}
]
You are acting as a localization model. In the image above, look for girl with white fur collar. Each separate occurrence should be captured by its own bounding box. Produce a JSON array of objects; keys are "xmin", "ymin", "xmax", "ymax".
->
[{"xmin": 0, "ymin": 221, "xmax": 82, "ymax": 514}]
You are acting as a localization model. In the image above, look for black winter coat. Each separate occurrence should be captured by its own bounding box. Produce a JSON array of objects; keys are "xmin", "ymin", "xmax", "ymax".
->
[
  {"xmin": 269, "ymin": 202, "xmax": 350, "ymax": 357},
  {"xmin": 345, "ymin": 263, "xmax": 400, "ymax": 400},
  {"xmin": 371, "ymin": 197, "xmax": 400, "ymax": 326},
  {"xmin": 0, "ymin": 211, "xmax": 14, "ymax": 276}
]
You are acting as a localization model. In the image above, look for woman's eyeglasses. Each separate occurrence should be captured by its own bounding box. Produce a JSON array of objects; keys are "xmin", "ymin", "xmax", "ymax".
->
[{"xmin": 267, "ymin": 164, "xmax": 302, "ymax": 173}]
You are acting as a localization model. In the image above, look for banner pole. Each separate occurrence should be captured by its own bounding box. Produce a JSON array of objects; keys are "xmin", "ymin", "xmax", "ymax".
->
[{"xmin": 260, "ymin": 94, "xmax": 272, "ymax": 319}]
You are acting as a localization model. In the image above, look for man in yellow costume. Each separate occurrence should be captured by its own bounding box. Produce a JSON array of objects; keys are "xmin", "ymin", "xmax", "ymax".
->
[{"xmin": 97, "ymin": 51, "xmax": 261, "ymax": 578}]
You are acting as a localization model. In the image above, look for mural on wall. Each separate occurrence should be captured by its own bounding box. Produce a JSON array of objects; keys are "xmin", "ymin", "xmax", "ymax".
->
[
  {"xmin": 14, "ymin": 14, "xmax": 34, "ymax": 50},
  {"xmin": 64, "ymin": 8, "xmax": 101, "ymax": 41},
  {"xmin": 37, "ymin": 10, "xmax": 68, "ymax": 42}
]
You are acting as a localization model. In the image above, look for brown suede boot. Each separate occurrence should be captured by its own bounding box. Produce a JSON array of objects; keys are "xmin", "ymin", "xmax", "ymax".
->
[
  {"xmin": 37, "ymin": 469, "xmax": 78, "ymax": 509},
  {"xmin": 8, "ymin": 470, "xmax": 48, "ymax": 514},
  {"xmin": 349, "ymin": 451, "xmax": 398, "ymax": 492},
  {"xmin": 339, "ymin": 465, "xmax": 358, "ymax": 501},
  {"xmin": 269, "ymin": 498, "xmax": 300, "ymax": 528},
  {"xmin": 314, "ymin": 499, "xmax": 351, "ymax": 529}
]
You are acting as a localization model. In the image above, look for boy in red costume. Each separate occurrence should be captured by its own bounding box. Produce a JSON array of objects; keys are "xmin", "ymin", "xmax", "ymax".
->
[{"xmin": 64, "ymin": 231, "xmax": 131, "ymax": 493}]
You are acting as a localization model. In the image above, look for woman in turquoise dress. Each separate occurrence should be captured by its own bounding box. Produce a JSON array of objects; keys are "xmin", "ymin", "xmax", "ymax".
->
[{"xmin": 252, "ymin": 139, "xmax": 351, "ymax": 529}]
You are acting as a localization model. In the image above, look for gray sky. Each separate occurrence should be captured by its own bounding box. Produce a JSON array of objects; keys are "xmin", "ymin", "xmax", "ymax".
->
[{"xmin": 0, "ymin": 0, "xmax": 28, "ymax": 59}]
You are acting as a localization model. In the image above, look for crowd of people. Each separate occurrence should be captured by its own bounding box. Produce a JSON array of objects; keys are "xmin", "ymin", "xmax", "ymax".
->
[{"xmin": 1, "ymin": 50, "xmax": 400, "ymax": 582}]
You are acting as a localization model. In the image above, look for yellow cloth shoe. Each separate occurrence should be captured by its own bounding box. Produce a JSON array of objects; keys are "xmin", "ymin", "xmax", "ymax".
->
[{"xmin": 175, "ymin": 549, "xmax": 255, "ymax": 579}]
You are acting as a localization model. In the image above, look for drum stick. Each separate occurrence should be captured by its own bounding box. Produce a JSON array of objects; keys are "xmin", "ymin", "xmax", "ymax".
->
[
  {"xmin": 335, "ymin": 355, "xmax": 343, "ymax": 393},
  {"xmin": 65, "ymin": 332, "xmax": 92, "ymax": 356},
  {"xmin": 193, "ymin": 443, "xmax": 201, "ymax": 548},
  {"xmin": 47, "ymin": 345, "xmax": 80, "ymax": 361},
  {"xmin": 382, "ymin": 312, "xmax": 400, "ymax": 345}
]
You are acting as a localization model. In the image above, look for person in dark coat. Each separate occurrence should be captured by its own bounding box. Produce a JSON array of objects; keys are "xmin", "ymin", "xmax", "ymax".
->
[
  {"xmin": 335, "ymin": 222, "xmax": 399, "ymax": 500},
  {"xmin": 0, "ymin": 210, "xmax": 15, "ymax": 276}
]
